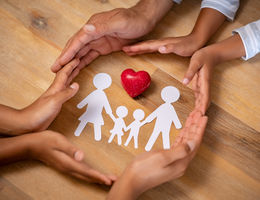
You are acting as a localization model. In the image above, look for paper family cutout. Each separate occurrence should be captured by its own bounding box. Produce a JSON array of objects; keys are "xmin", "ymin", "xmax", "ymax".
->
[{"xmin": 75, "ymin": 73, "xmax": 182, "ymax": 151}]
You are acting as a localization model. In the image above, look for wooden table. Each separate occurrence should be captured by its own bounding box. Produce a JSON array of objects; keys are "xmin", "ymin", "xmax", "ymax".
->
[{"xmin": 0, "ymin": 0, "xmax": 259, "ymax": 199}]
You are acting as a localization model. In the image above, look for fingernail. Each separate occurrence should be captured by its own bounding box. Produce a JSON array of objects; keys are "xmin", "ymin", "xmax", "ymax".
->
[
  {"xmin": 84, "ymin": 24, "xmax": 96, "ymax": 32},
  {"xmin": 187, "ymin": 141, "xmax": 196, "ymax": 152},
  {"xmin": 159, "ymin": 46, "xmax": 166, "ymax": 53},
  {"xmin": 74, "ymin": 151, "xmax": 84, "ymax": 161},
  {"xmin": 182, "ymin": 78, "xmax": 189, "ymax": 85},
  {"xmin": 70, "ymin": 83, "xmax": 77, "ymax": 89}
]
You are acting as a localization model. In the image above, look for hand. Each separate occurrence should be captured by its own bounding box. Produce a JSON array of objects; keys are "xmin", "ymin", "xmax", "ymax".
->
[
  {"xmin": 107, "ymin": 112, "xmax": 208, "ymax": 200},
  {"xmin": 20, "ymin": 59, "xmax": 81, "ymax": 133},
  {"xmin": 51, "ymin": 7, "xmax": 155, "ymax": 72},
  {"xmin": 108, "ymin": 113, "xmax": 116, "ymax": 122},
  {"xmin": 182, "ymin": 48, "xmax": 217, "ymax": 114},
  {"xmin": 123, "ymin": 34, "xmax": 204, "ymax": 57},
  {"xmin": 28, "ymin": 130, "xmax": 115, "ymax": 185},
  {"xmin": 74, "ymin": 36, "xmax": 134, "ymax": 70}
]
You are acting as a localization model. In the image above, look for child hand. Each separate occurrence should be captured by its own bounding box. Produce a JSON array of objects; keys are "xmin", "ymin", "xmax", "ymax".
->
[
  {"xmin": 107, "ymin": 112, "xmax": 208, "ymax": 199},
  {"xmin": 183, "ymin": 47, "xmax": 217, "ymax": 114},
  {"xmin": 123, "ymin": 34, "xmax": 203, "ymax": 57},
  {"xmin": 20, "ymin": 59, "xmax": 80, "ymax": 133},
  {"xmin": 29, "ymin": 130, "xmax": 115, "ymax": 185}
]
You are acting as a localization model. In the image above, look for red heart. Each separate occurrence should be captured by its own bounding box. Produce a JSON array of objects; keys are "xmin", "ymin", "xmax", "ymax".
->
[{"xmin": 121, "ymin": 69, "xmax": 151, "ymax": 98}]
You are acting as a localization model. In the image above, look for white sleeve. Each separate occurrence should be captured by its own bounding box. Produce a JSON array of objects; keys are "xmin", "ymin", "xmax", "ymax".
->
[
  {"xmin": 173, "ymin": 0, "xmax": 182, "ymax": 4},
  {"xmin": 201, "ymin": 0, "xmax": 240, "ymax": 21},
  {"xmin": 232, "ymin": 20, "xmax": 260, "ymax": 60}
]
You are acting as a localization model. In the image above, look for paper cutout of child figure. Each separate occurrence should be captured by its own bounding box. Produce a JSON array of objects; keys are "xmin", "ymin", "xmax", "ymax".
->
[
  {"xmin": 108, "ymin": 106, "xmax": 128, "ymax": 145},
  {"xmin": 143, "ymin": 86, "xmax": 182, "ymax": 151},
  {"xmin": 124, "ymin": 109, "xmax": 145, "ymax": 149},
  {"xmin": 74, "ymin": 73, "xmax": 115, "ymax": 141}
]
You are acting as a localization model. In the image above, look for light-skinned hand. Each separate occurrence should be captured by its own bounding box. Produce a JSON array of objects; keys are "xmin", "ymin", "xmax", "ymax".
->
[{"xmin": 107, "ymin": 111, "xmax": 208, "ymax": 200}]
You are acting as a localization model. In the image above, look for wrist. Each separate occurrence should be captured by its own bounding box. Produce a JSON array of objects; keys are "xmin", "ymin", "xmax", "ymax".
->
[
  {"xmin": 18, "ymin": 108, "xmax": 36, "ymax": 133},
  {"xmin": 188, "ymin": 31, "xmax": 207, "ymax": 50},
  {"xmin": 24, "ymin": 133, "xmax": 39, "ymax": 160},
  {"xmin": 107, "ymin": 170, "xmax": 140, "ymax": 200},
  {"xmin": 130, "ymin": 0, "xmax": 173, "ymax": 30},
  {"xmin": 17, "ymin": 134, "xmax": 33, "ymax": 159},
  {"xmin": 201, "ymin": 45, "xmax": 222, "ymax": 66}
]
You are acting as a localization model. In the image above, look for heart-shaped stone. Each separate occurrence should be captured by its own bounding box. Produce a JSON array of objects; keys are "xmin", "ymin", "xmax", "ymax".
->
[{"xmin": 121, "ymin": 69, "xmax": 151, "ymax": 98}]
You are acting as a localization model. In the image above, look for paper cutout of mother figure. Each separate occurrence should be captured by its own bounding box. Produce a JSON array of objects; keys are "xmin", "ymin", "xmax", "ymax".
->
[{"xmin": 74, "ymin": 73, "xmax": 115, "ymax": 141}]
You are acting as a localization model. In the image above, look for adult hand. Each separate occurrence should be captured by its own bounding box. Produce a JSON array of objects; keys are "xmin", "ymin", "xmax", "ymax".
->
[
  {"xmin": 51, "ymin": 8, "xmax": 153, "ymax": 72},
  {"xmin": 107, "ymin": 111, "xmax": 208, "ymax": 200},
  {"xmin": 28, "ymin": 130, "xmax": 115, "ymax": 185},
  {"xmin": 74, "ymin": 36, "xmax": 134, "ymax": 70},
  {"xmin": 51, "ymin": 0, "xmax": 174, "ymax": 72}
]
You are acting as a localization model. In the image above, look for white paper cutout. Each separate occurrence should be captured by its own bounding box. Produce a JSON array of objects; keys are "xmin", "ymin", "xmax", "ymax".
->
[
  {"xmin": 108, "ymin": 106, "xmax": 128, "ymax": 145},
  {"xmin": 143, "ymin": 86, "xmax": 182, "ymax": 151},
  {"xmin": 74, "ymin": 73, "xmax": 182, "ymax": 150},
  {"xmin": 74, "ymin": 73, "xmax": 115, "ymax": 141},
  {"xmin": 124, "ymin": 109, "xmax": 145, "ymax": 149}
]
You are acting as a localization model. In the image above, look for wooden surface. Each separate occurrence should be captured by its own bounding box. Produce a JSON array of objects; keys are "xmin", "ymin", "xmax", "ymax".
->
[{"xmin": 0, "ymin": 0, "xmax": 260, "ymax": 199}]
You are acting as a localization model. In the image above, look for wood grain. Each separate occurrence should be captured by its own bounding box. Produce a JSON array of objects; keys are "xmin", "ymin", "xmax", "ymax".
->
[{"xmin": 0, "ymin": 0, "xmax": 259, "ymax": 200}]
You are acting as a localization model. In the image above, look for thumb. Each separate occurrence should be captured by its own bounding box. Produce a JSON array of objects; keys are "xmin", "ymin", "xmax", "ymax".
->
[
  {"xmin": 158, "ymin": 42, "xmax": 182, "ymax": 55},
  {"xmin": 183, "ymin": 58, "xmax": 202, "ymax": 85},
  {"xmin": 83, "ymin": 19, "xmax": 119, "ymax": 39},
  {"xmin": 55, "ymin": 82, "xmax": 79, "ymax": 104}
]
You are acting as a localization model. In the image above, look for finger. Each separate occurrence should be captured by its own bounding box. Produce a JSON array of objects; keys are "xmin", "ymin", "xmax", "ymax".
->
[
  {"xmin": 57, "ymin": 19, "xmax": 120, "ymax": 70},
  {"xmin": 54, "ymin": 59, "xmax": 80, "ymax": 84},
  {"xmin": 107, "ymin": 174, "xmax": 117, "ymax": 182},
  {"xmin": 54, "ymin": 82, "xmax": 79, "ymax": 104},
  {"xmin": 183, "ymin": 59, "xmax": 203, "ymax": 85},
  {"xmin": 51, "ymin": 38, "xmax": 74, "ymax": 72},
  {"xmin": 75, "ymin": 45, "xmax": 91, "ymax": 59},
  {"xmin": 200, "ymin": 69, "xmax": 211, "ymax": 114},
  {"xmin": 53, "ymin": 150, "xmax": 112, "ymax": 185},
  {"xmin": 66, "ymin": 67, "xmax": 80, "ymax": 87},
  {"xmin": 172, "ymin": 134, "xmax": 184, "ymax": 148},
  {"xmin": 192, "ymin": 73, "xmax": 200, "ymax": 98},
  {"xmin": 45, "ymin": 59, "xmax": 80, "ymax": 96},
  {"xmin": 123, "ymin": 39, "xmax": 167, "ymax": 54},
  {"xmin": 77, "ymin": 50, "xmax": 100, "ymax": 70},
  {"xmin": 54, "ymin": 134, "xmax": 84, "ymax": 161},
  {"xmin": 53, "ymin": 27, "xmax": 95, "ymax": 72},
  {"xmin": 187, "ymin": 115, "xmax": 208, "ymax": 153},
  {"xmin": 184, "ymin": 113, "xmax": 207, "ymax": 147},
  {"xmin": 162, "ymin": 144, "xmax": 191, "ymax": 165},
  {"xmin": 158, "ymin": 42, "xmax": 182, "ymax": 54}
]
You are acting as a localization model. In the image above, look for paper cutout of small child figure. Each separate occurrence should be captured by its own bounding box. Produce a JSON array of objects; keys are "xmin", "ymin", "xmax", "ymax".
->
[
  {"xmin": 143, "ymin": 86, "xmax": 182, "ymax": 151},
  {"xmin": 124, "ymin": 109, "xmax": 145, "ymax": 149},
  {"xmin": 74, "ymin": 73, "xmax": 115, "ymax": 141},
  {"xmin": 108, "ymin": 106, "xmax": 128, "ymax": 145}
]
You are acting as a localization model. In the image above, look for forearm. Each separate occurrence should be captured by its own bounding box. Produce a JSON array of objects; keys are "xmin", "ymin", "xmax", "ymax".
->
[
  {"xmin": 131, "ymin": 0, "xmax": 174, "ymax": 28},
  {"xmin": 190, "ymin": 8, "xmax": 226, "ymax": 47},
  {"xmin": 205, "ymin": 34, "xmax": 246, "ymax": 64},
  {"xmin": 0, "ymin": 105, "xmax": 29, "ymax": 136},
  {"xmin": 107, "ymin": 173, "xmax": 138, "ymax": 200},
  {"xmin": 0, "ymin": 134, "xmax": 31, "ymax": 165}
]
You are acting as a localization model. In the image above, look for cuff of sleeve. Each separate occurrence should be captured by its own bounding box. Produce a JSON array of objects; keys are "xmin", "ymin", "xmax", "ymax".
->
[
  {"xmin": 201, "ymin": 0, "xmax": 239, "ymax": 21},
  {"xmin": 233, "ymin": 21, "xmax": 260, "ymax": 60},
  {"xmin": 173, "ymin": 0, "xmax": 182, "ymax": 4}
]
